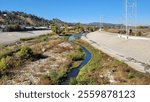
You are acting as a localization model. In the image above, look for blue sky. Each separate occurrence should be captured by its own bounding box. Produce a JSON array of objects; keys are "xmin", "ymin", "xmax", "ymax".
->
[{"xmin": 0, "ymin": 0, "xmax": 149, "ymax": 25}]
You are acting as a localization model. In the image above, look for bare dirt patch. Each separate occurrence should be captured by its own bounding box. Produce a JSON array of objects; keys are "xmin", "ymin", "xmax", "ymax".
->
[{"xmin": 0, "ymin": 35, "xmax": 84, "ymax": 85}]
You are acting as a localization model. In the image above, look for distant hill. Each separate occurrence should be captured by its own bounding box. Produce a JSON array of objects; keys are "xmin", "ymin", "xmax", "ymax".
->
[
  {"xmin": 88, "ymin": 22, "xmax": 124, "ymax": 28},
  {"xmin": 50, "ymin": 18, "xmax": 77, "ymax": 27},
  {"xmin": 0, "ymin": 11, "xmax": 50, "ymax": 26},
  {"xmin": 0, "ymin": 11, "xmax": 124, "ymax": 27},
  {"xmin": 0, "ymin": 11, "xmax": 76, "ymax": 27}
]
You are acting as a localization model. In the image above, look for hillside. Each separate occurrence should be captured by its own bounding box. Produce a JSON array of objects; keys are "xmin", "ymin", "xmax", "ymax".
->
[
  {"xmin": 0, "ymin": 11, "xmax": 127, "ymax": 33},
  {"xmin": 88, "ymin": 22, "xmax": 124, "ymax": 28},
  {"xmin": 0, "ymin": 11, "xmax": 50, "ymax": 26},
  {"xmin": 0, "ymin": 11, "xmax": 75, "ymax": 27},
  {"xmin": 0, "ymin": 11, "xmax": 126, "ymax": 28}
]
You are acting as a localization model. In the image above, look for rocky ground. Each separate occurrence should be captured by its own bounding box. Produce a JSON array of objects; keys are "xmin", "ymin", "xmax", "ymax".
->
[{"xmin": 0, "ymin": 34, "xmax": 83, "ymax": 85}]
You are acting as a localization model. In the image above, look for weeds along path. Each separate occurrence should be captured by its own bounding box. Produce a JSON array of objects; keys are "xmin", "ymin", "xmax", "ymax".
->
[
  {"xmin": 81, "ymin": 31, "xmax": 150, "ymax": 74},
  {"xmin": 72, "ymin": 39, "xmax": 150, "ymax": 85},
  {"xmin": 2, "ymin": 39, "xmax": 66, "ymax": 84},
  {"xmin": 0, "ymin": 35, "xmax": 85, "ymax": 85}
]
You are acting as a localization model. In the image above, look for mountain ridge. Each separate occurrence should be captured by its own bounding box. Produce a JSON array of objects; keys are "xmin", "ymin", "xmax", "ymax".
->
[{"xmin": 0, "ymin": 11, "xmax": 125, "ymax": 28}]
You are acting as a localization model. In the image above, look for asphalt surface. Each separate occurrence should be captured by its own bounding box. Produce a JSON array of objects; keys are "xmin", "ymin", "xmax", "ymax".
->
[
  {"xmin": 0, "ymin": 30, "xmax": 51, "ymax": 45},
  {"xmin": 81, "ymin": 31, "xmax": 150, "ymax": 73}
]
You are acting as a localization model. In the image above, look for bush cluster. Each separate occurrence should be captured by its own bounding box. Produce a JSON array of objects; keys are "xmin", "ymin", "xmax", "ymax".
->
[
  {"xmin": 0, "ymin": 58, "xmax": 7, "ymax": 72},
  {"xmin": 15, "ymin": 46, "xmax": 33, "ymax": 59}
]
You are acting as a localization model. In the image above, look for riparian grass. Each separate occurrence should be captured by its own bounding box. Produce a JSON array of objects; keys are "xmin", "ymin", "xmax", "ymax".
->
[{"xmin": 72, "ymin": 39, "xmax": 150, "ymax": 85}]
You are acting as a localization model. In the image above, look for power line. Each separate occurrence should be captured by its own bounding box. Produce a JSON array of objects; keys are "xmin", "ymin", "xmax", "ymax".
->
[
  {"xmin": 99, "ymin": 16, "xmax": 104, "ymax": 31},
  {"xmin": 125, "ymin": 0, "xmax": 137, "ymax": 38}
]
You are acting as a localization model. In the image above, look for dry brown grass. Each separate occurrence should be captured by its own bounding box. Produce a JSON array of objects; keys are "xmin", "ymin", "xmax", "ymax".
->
[
  {"xmin": 76, "ymin": 40, "xmax": 150, "ymax": 85},
  {"xmin": 30, "ymin": 39, "xmax": 63, "ymax": 54},
  {"xmin": 39, "ymin": 76, "xmax": 51, "ymax": 85},
  {"xmin": 97, "ymin": 52, "xmax": 150, "ymax": 85},
  {"xmin": 0, "ymin": 33, "xmax": 86, "ymax": 85},
  {"xmin": 105, "ymin": 28, "xmax": 150, "ymax": 37},
  {"xmin": 104, "ymin": 28, "xmax": 120, "ymax": 33}
]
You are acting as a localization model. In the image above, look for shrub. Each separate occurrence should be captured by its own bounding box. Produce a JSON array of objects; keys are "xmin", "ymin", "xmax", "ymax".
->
[
  {"xmin": 128, "ymin": 72, "xmax": 135, "ymax": 79},
  {"xmin": 67, "ymin": 45, "xmax": 85, "ymax": 61},
  {"xmin": 136, "ymin": 32, "xmax": 142, "ymax": 36},
  {"xmin": 69, "ymin": 78, "xmax": 78, "ymax": 85},
  {"xmin": 37, "ymin": 35, "xmax": 49, "ymax": 42},
  {"xmin": 47, "ymin": 70, "xmax": 58, "ymax": 84},
  {"xmin": 15, "ymin": 46, "xmax": 33, "ymax": 59},
  {"xmin": 58, "ymin": 68, "xmax": 67, "ymax": 79},
  {"xmin": 41, "ymin": 36, "xmax": 48, "ymax": 41},
  {"xmin": 77, "ymin": 76, "xmax": 96, "ymax": 85},
  {"xmin": 47, "ymin": 68, "xmax": 68, "ymax": 84},
  {"xmin": 20, "ymin": 37, "xmax": 34, "ymax": 41},
  {"xmin": 75, "ymin": 45, "xmax": 81, "ymax": 51},
  {"xmin": 0, "ymin": 58, "xmax": 7, "ymax": 72},
  {"xmin": 67, "ymin": 52, "xmax": 85, "ymax": 61}
]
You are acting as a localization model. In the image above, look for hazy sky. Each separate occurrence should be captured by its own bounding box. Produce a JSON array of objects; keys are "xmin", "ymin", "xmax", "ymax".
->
[{"xmin": 0, "ymin": 0, "xmax": 149, "ymax": 25}]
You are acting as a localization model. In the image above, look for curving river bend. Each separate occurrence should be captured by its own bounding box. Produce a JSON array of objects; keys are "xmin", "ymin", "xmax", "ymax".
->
[{"xmin": 61, "ymin": 34, "xmax": 92, "ymax": 85}]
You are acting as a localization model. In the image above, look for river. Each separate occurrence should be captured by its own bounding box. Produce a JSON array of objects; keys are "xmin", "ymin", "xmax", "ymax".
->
[{"xmin": 61, "ymin": 34, "xmax": 92, "ymax": 85}]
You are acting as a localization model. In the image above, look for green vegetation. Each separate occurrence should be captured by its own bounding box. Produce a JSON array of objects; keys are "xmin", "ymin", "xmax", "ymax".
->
[
  {"xmin": 0, "ymin": 33, "xmax": 86, "ymax": 84},
  {"xmin": 50, "ymin": 20, "xmax": 99, "ymax": 35},
  {"xmin": 43, "ymin": 44, "xmax": 85, "ymax": 85},
  {"xmin": 45, "ymin": 68, "xmax": 68, "ymax": 84},
  {"xmin": 20, "ymin": 34, "xmax": 50, "ymax": 43},
  {"xmin": 0, "ymin": 34, "xmax": 55, "ymax": 82},
  {"xmin": 69, "ymin": 77, "xmax": 78, "ymax": 85},
  {"xmin": 15, "ymin": 46, "xmax": 33, "ymax": 59},
  {"xmin": 0, "ymin": 11, "xmax": 99, "ymax": 33},
  {"xmin": 67, "ymin": 51, "xmax": 85, "ymax": 61},
  {"xmin": 51, "ymin": 24, "xmax": 60, "ymax": 34},
  {"xmin": 0, "ymin": 58, "xmax": 7, "ymax": 72},
  {"xmin": 70, "ymin": 39, "xmax": 150, "ymax": 85},
  {"xmin": 0, "ymin": 45, "xmax": 22, "ymax": 65},
  {"xmin": 67, "ymin": 44, "xmax": 85, "ymax": 69},
  {"xmin": 0, "ymin": 45, "xmax": 34, "ymax": 75},
  {"xmin": 74, "ymin": 40, "xmax": 102, "ymax": 85},
  {"xmin": 20, "ymin": 37, "xmax": 35, "ymax": 41},
  {"xmin": 128, "ymin": 71, "xmax": 135, "ymax": 79}
]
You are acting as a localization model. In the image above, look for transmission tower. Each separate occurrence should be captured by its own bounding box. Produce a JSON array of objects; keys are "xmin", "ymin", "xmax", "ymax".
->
[
  {"xmin": 99, "ymin": 16, "xmax": 104, "ymax": 31},
  {"xmin": 125, "ymin": 0, "xmax": 137, "ymax": 38}
]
